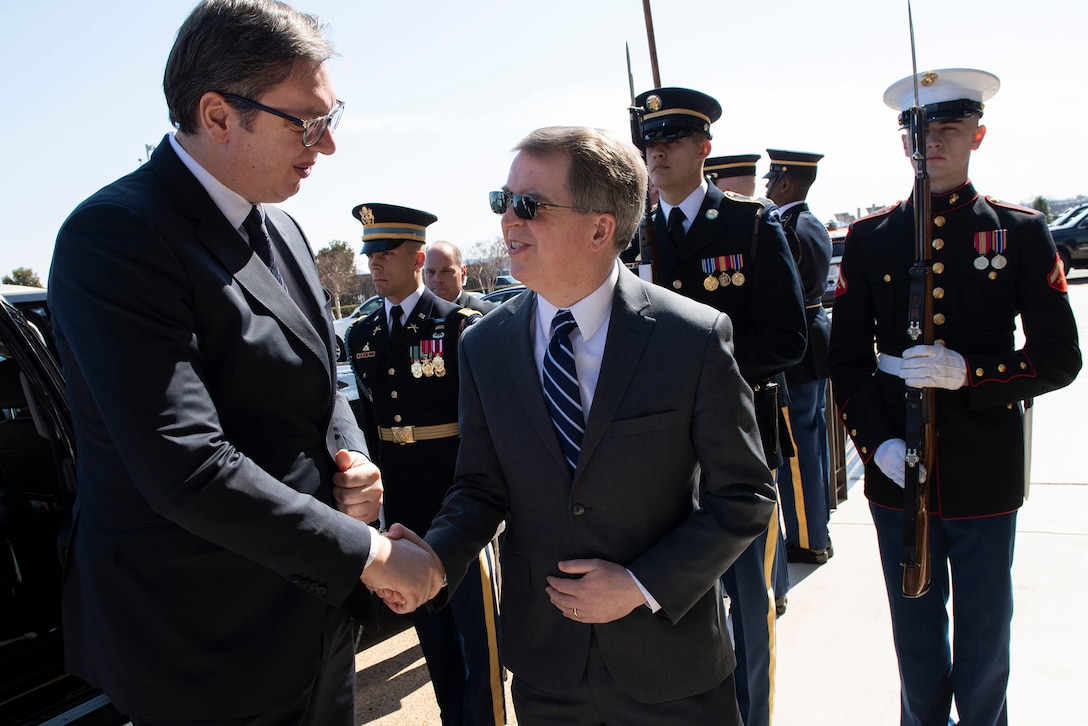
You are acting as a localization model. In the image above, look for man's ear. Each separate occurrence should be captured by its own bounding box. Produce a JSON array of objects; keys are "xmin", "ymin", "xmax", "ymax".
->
[
  {"xmin": 589, "ymin": 213, "xmax": 618, "ymax": 253},
  {"xmin": 698, "ymin": 138, "xmax": 712, "ymax": 161},
  {"xmin": 972, "ymin": 124, "xmax": 987, "ymax": 150},
  {"xmin": 198, "ymin": 92, "xmax": 233, "ymax": 143}
]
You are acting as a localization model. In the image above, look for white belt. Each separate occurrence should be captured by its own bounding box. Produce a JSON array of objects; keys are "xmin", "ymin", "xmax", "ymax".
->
[{"xmin": 877, "ymin": 353, "xmax": 903, "ymax": 376}]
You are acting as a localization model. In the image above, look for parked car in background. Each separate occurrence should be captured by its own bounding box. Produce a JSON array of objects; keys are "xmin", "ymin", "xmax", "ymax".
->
[
  {"xmin": 1050, "ymin": 203, "xmax": 1088, "ymax": 273},
  {"xmin": 333, "ymin": 295, "xmax": 382, "ymax": 362},
  {"xmin": 823, "ymin": 228, "xmax": 847, "ymax": 308},
  {"xmin": 480, "ymin": 284, "xmax": 527, "ymax": 305},
  {"xmin": 0, "ymin": 285, "xmax": 129, "ymax": 725}
]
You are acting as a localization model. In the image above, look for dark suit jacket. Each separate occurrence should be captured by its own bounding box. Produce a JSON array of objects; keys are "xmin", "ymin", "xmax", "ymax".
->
[
  {"xmin": 426, "ymin": 267, "xmax": 776, "ymax": 703},
  {"xmin": 48, "ymin": 136, "xmax": 374, "ymax": 719},
  {"xmin": 455, "ymin": 289, "xmax": 498, "ymax": 314}
]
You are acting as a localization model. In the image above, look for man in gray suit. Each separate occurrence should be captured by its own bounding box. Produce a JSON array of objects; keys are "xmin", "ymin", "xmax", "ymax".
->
[
  {"xmin": 48, "ymin": 1, "xmax": 438, "ymax": 722},
  {"xmin": 360, "ymin": 126, "xmax": 776, "ymax": 724},
  {"xmin": 424, "ymin": 240, "xmax": 498, "ymax": 313}
]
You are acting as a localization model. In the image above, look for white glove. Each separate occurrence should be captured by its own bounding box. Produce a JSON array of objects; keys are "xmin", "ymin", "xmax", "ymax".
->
[
  {"xmin": 874, "ymin": 438, "xmax": 928, "ymax": 489},
  {"xmin": 900, "ymin": 344, "xmax": 967, "ymax": 390}
]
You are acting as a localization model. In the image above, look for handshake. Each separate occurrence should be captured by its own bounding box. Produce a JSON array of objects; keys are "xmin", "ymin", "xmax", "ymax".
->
[{"xmin": 361, "ymin": 524, "xmax": 446, "ymax": 614}]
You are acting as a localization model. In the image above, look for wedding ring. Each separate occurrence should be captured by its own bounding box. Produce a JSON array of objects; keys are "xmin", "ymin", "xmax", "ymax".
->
[{"xmin": 572, "ymin": 608, "xmax": 579, "ymax": 618}]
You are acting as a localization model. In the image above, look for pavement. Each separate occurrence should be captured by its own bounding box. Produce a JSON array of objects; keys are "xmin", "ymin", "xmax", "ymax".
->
[{"xmin": 352, "ymin": 271, "xmax": 1088, "ymax": 725}]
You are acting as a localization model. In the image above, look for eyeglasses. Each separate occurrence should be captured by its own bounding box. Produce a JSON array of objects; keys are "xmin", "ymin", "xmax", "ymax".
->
[
  {"xmin": 220, "ymin": 92, "xmax": 344, "ymax": 147},
  {"xmin": 488, "ymin": 190, "xmax": 596, "ymax": 220}
]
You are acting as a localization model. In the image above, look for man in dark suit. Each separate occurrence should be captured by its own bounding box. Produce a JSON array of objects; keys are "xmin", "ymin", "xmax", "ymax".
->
[
  {"xmin": 47, "ymin": 2, "xmax": 438, "ymax": 723},
  {"xmin": 346, "ymin": 204, "xmax": 504, "ymax": 725},
  {"xmin": 764, "ymin": 149, "xmax": 835, "ymax": 565},
  {"xmin": 829, "ymin": 68, "xmax": 1080, "ymax": 726},
  {"xmin": 361, "ymin": 126, "xmax": 777, "ymax": 724},
  {"xmin": 424, "ymin": 240, "xmax": 498, "ymax": 314},
  {"xmin": 635, "ymin": 86, "xmax": 807, "ymax": 726}
]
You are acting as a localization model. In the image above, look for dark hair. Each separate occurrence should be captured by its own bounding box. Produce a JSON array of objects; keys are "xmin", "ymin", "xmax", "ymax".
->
[
  {"xmin": 514, "ymin": 127, "xmax": 648, "ymax": 250},
  {"xmin": 164, "ymin": 0, "xmax": 336, "ymax": 134}
]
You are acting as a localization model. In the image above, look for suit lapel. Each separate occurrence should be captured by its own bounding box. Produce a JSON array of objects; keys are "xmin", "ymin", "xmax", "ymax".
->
[
  {"xmin": 501, "ymin": 292, "xmax": 571, "ymax": 476},
  {"xmin": 150, "ymin": 140, "xmax": 331, "ymax": 380},
  {"xmin": 575, "ymin": 270, "xmax": 654, "ymax": 480}
]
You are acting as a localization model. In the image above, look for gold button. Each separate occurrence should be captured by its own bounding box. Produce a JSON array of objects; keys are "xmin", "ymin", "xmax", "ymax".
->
[
  {"xmin": 842, "ymin": 412, "xmax": 848, "ymax": 420},
  {"xmin": 394, "ymin": 414, "xmax": 402, "ymax": 423},
  {"xmin": 989, "ymin": 271, "xmax": 998, "ymax": 280},
  {"xmin": 391, "ymin": 391, "xmax": 399, "ymax": 399},
  {"xmin": 1020, "ymin": 362, "xmax": 1027, "ymax": 370},
  {"xmin": 671, "ymin": 280, "xmax": 682, "ymax": 290},
  {"xmin": 934, "ymin": 215, "xmax": 946, "ymax": 227},
  {"xmin": 933, "ymin": 262, "xmax": 944, "ymax": 274},
  {"xmin": 850, "ymin": 429, "xmax": 858, "ymax": 436},
  {"xmin": 387, "ymin": 367, "xmax": 396, "ymax": 375},
  {"xmin": 933, "ymin": 287, "xmax": 945, "ymax": 299},
  {"xmin": 933, "ymin": 313, "xmax": 946, "ymax": 325},
  {"xmin": 861, "ymin": 446, "xmax": 868, "ymax": 454},
  {"xmin": 998, "ymin": 364, "xmax": 1007, "ymax": 373},
  {"xmin": 1007, "ymin": 403, "xmax": 1014, "ymax": 409},
  {"xmin": 933, "ymin": 238, "xmax": 945, "ymax": 250},
  {"xmin": 883, "ymin": 274, "xmax": 892, "ymax": 283},
  {"xmin": 934, "ymin": 338, "xmax": 945, "ymax": 346},
  {"xmin": 975, "ymin": 368, "xmax": 984, "ymax": 377}
]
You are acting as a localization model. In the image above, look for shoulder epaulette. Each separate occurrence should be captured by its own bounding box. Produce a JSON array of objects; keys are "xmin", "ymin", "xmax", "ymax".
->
[
  {"xmin": 722, "ymin": 190, "xmax": 768, "ymax": 207},
  {"xmin": 457, "ymin": 307, "xmax": 483, "ymax": 319},
  {"xmin": 853, "ymin": 201, "xmax": 901, "ymax": 226},
  {"xmin": 984, "ymin": 196, "xmax": 1043, "ymax": 216}
]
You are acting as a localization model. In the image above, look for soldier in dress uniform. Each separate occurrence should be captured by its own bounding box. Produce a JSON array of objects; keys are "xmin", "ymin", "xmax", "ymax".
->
[
  {"xmin": 634, "ymin": 86, "xmax": 807, "ymax": 726},
  {"xmin": 706, "ymin": 154, "xmax": 761, "ymax": 196},
  {"xmin": 346, "ymin": 203, "xmax": 506, "ymax": 726},
  {"xmin": 425, "ymin": 240, "xmax": 498, "ymax": 314},
  {"xmin": 828, "ymin": 69, "xmax": 1081, "ymax": 726},
  {"xmin": 764, "ymin": 150, "xmax": 835, "ymax": 565}
]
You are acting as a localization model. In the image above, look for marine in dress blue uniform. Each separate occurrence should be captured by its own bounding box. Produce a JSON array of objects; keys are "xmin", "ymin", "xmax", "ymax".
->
[
  {"xmin": 635, "ymin": 87, "xmax": 807, "ymax": 726},
  {"xmin": 765, "ymin": 150, "xmax": 835, "ymax": 564},
  {"xmin": 347, "ymin": 204, "xmax": 505, "ymax": 726},
  {"xmin": 828, "ymin": 69, "xmax": 1081, "ymax": 726}
]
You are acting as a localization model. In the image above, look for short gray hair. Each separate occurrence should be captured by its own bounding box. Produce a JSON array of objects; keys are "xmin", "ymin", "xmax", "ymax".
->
[
  {"xmin": 514, "ymin": 127, "xmax": 648, "ymax": 251},
  {"xmin": 164, "ymin": 0, "xmax": 336, "ymax": 134}
]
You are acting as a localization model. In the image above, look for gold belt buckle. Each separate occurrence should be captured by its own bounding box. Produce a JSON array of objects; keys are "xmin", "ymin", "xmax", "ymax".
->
[{"xmin": 390, "ymin": 426, "xmax": 415, "ymax": 444}]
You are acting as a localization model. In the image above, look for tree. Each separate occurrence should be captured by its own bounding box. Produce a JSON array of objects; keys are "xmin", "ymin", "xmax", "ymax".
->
[
  {"xmin": 2, "ymin": 267, "xmax": 42, "ymax": 287},
  {"xmin": 315, "ymin": 240, "xmax": 359, "ymax": 318},
  {"xmin": 1031, "ymin": 196, "xmax": 1050, "ymax": 218},
  {"xmin": 465, "ymin": 236, "xmax": 510, "ymax": 293}
]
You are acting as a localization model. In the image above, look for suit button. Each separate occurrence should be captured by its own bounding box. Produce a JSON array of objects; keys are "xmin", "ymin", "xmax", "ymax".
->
[
  {"xmin": 933, "ymin": 262, "xmax": 945, "ymax": 274},
  {"xmin": 934, "ymin": 215, "xmax": 946, "ymax": 227},
  {"xmin": 394, "ymin": 414, "xmax": 403, "ymax": 423},
  {"xmin": 291, "ymin": 576, "xmax": 301, "ymax": 584},
  {"xmin": 998, "ymin": 364, "xmax": 1007, "ymax": 373},
  {"xmin": 316, "ymin": 586, "xmax": 328, "ymax": 596},
  {"xmin": 672, "ymin": 280, "xmax": 682, "ymax": 290},
  {"xmin": 975, "ymin": 368, "xmax": 985, "ymax": 377},
  {"xmin": 932, "ymin": 287, "xmax": 944, "ymax": 299},
  {"xmin": 388, "ymin": 368, "xmax": 396, "ymax": 375},
  {"xmin": 850, "ymin": 429, "xmax": 858, "ymax": 436},
  {"xmin": 1020, "ymin": 362, "xmax": 1028, "ymax": 369},
  {"xmin": 572, "ymin": 504, "xmax": 585, "ymax": 516},
  {"xmin": 933, "ymin": 238, "xmax": 945, "ymax": 250},
  {"xmin": 934, "ymin": 338, "xmax": 945, "ymax": 346},
  {"xmin": 860, "ymin": 446, "xmax": 868, "ymax": 454},
  {"xmin": 933, "ymin": 313, "xmax": 945, "ymax": 325},
  {"xmin": 883, "ymin": 274, "xmax": 891, "ymax": 283},
  {"xmin": 391, "ymin": 391, "xmax": 399, "ymax": 399}
]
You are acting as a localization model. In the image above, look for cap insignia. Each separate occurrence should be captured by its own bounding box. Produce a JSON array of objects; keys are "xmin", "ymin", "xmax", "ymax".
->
[
  {"xmin": 920, "ymin": 72, "xmax": 939, "ymax": 87},
  {"xmin": 706, "ymin": 209, "xmax": 719, "ymax": 220},
  {"xmin": 646, "ymin": 94, "xmax": 662, "ymax": 112},
  {"xmin": 358, "ymin": 206, "xmax": 375, "ymax": 226}
]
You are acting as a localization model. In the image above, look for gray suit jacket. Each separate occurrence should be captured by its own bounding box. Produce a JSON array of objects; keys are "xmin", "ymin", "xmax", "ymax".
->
[
  {"xmin": 49, "ymin": 136, "xmax": 374, "ymax": 719},
  {"xmin": 426, "ymin": 266, "xmax": 776, "ymax": 703}
]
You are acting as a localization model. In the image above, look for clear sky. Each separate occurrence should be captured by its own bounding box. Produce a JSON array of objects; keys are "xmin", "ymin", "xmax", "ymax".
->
[{"xmin": 2, "ymin": 0, "xmax": 1084, "ymax": 281}]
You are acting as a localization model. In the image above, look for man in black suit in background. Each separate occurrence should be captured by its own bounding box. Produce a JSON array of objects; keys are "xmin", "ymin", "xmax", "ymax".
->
[
  {"xmin": 424, "ymin": 240, "xmax": 499, "ymax": 314},
  {"xmin": 48, "ymin": 1, "xmax": 438, "ymax": 723}
]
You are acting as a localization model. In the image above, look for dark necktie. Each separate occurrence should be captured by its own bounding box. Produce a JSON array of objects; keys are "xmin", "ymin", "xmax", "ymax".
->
[
  {"xmin": 388, "ymin": 305, "xmax": 403, "ymax": 342},
  {"xmin": 543, "ymin": 309, "xmax": 584, "ymax": 474},
  {"xmin": 668, "ymin": 206, "xmax": 686, "ymax": 248},
  {"xmin": 241, "ymin": 206, "xmax": 286, "ymax": 287}
]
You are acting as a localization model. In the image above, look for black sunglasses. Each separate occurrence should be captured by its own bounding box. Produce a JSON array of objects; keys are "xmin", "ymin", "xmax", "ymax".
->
[
  {"xmin": 488, "ymin": 190, "xmax": 596, "ymax": 220},
  {"xmin": 220, "ymin": 92, "xmax": 344, "ymax": 147}
]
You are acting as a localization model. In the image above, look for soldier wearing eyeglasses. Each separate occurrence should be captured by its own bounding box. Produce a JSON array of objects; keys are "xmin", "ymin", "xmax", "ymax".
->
[
  {"xmin": 633, "ymin": 87, "xmax": 807, "ymax": 726},
  {"xmin": 345, "ymin": 204, "xmax": 505, "ymax": 726},
  {"xmin": 47, "ymin": 1, "xmax": 442, "ymax": 723}
]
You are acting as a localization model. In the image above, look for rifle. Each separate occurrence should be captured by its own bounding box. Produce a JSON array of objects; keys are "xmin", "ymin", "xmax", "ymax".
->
[
  {"xmin": 627, "ymin": 44, "xmax": 658, "ymax": 283},
  {"xmin": 901, "ymin": 1, "xmax": 935, "ymax": 598}
]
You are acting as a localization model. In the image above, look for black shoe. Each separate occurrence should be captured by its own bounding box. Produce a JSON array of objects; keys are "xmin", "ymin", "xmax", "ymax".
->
[{"xmin": 786, "ymin": 542, "xmax": 830, "ymax": 565}]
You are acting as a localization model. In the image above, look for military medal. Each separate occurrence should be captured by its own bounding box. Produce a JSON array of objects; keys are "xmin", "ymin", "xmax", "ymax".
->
[
  {"xmin": 702, "ymin": 256, "xmax": 731, "ymax": 291},
  {"xmin": 420, "ymin": 340, "xmax": 434, "ymax": 377},
  {"xmin": 728, "ymin": 254, "xmax": 745, "ymax": 286},
  {"xmin": 990, "ymin": 228, "xmax": 1008, "ymax": 269},
  {"xmin": 409, "ymin": 346, "xmax": 424, "ymax": 378},
  {"xmin": 731, "ymin": 271, "xmax": 746, "ymax": 286},
  {"xmin": 973, "ymin": 256, "xmax": 989, "ymax": 270},
  {"xmin": 704, "ymin": 275, "xmax": 719, "ymax": 291},
  {"xmin": 718, "ymin": 272, "xmax": 731, "ymax": 287},
  {"xmin": 432, "ymin": 340, "xmax": 445, "ymax": 372},
  {"xmin": 991, "ymin": 254, "xmax": 1007, "ymax": 270},
  {"xmin": 975, "ymin": 229, "xmax": 1009, "ymax": 271}
]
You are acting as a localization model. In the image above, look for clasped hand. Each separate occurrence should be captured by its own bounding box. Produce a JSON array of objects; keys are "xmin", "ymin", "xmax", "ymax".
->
[
  {"xmin": 332, "ymin": 449, "xmax": 383, "ymax": 523},
  {"xmin": 545, "ymin": 559, "xmax": 648, "ymax": 624},
  {"xmin": 361, "ymin": 524, "xmax": 445, "ymax": 614},
  {"xmin": 899, "ymin": 344, "xmax": 967, "ymax": 390}
]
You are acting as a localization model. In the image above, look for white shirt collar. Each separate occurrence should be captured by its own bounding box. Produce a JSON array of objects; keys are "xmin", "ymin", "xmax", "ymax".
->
[
  {"xmin": 658, "ymin": 179, "xmax": 708, "ymax": 232},
  {"xmin": 385, "ymin": 286, "xmax": 424, "ymax": 322},
  {"xmin": 777, "ymin": 200, "xmax": 804, "ymax": 215},
  {"xmin": 168, "ymin": 134, "xmax": 259, "ymax": 233},
  {"xmin": 535, "ymin": 261, "xmax": 618, "ymax": 344}
]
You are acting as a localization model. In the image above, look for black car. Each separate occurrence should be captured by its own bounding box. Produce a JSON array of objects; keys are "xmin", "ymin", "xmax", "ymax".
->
[
  {"xmin": 480, "ymin": 285, "xmax": 526, "ymax": 305},
  {"xmin": 1050, "ymin": 204, "xmax": 1088, "ymax": 273},
  {"xmin": 0, "ymin": 285, "xmax": 128, "ymax": 725}
]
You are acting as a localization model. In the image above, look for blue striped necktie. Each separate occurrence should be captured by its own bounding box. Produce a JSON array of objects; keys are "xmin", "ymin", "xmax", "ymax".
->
[{"xmin": 543, "ymin": 309, "xmax": 584, "ymax": 474}]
